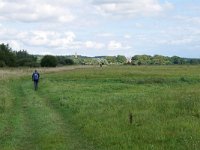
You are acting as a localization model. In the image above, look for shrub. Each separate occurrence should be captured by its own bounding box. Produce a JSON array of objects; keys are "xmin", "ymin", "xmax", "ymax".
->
[
  {"xmin": 0, "ymin": 60, "xmax": 6, "ymax": 67},
  {"xmin": 41, "ymin": 55, "xmax": 58, "ymax": 67},
  {"xmin": 65, "ymin": 58, "xmax": 74, "ymax": 65}
]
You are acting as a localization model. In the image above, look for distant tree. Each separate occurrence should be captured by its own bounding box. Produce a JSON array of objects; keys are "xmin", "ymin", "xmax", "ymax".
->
[
  {"xmin": 65, "ymin": 58, "xmax": 74, "ymax": 65},
  {"xmin": 151, "ymin": 55, "xmax": 172, "ymax": 65},
  {"xmin": 0, "ymin": 60, "xmax": 6, "ymax": 67},
  {"xmin": 131, "ymin": 55, "xmax": 152, "ymax": 65},
  {"xmin": 97, "ymin": 58, "xmax": 108, "ymax": 65},
  {"xmin": 15, "ymin": 50, "xmax": 38, "ymax": 67},
  {"xmin": 41, "ymin": 55, "xmax": 58, "ymax": 67},
  {"xmin": 116, "ymin": 55, "xmax": 127, "ymax": 64},
  {"xmin": 82, "ymin": 58, "xmax": 93, "ymax": 65},
  {"xmin": 105, "ymin": 56, "xmax": 117, "ymax": 64},
  {"xmin": 0, "ymin": 43, "xmax": 16, "ymax": 67},
  {"xmin": 131, "ymin": 55, "xmax": 140, "ymax": 65},
  {"xmin": 171, "ymin": 56, "xmax": 185, "ymax": 64},
  {"xmin": 90, "ymin": 58, "xmax": 99, "ymax": 65},
  {"xmin": 56, "ymin": 56, "xmax": 66, "ymax": 65},
  {"xmin": 188, "ymin": 59, "xmax": 200, "ymax": 65}
]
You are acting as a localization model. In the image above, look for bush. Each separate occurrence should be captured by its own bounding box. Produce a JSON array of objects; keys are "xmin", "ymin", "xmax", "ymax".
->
[
  {"xmin": 41, "ymin": 55, "xmax": 58, "ymax": 67},
  {"xmin": 65, "ymin": 58, "xmax": 74, "ymax": 65},
  {"xmin": 0, "ymin": 60, "xmax": 6, "ymax": 67},
  {"xmin": 57, "ymin": 56, "xmax": 66, "ymax": 65}
]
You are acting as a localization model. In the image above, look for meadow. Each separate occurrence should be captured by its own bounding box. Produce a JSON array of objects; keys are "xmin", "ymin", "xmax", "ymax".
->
[{"xmin": 0, "ymin": 65, "xmax": 200, "ymax": 150}]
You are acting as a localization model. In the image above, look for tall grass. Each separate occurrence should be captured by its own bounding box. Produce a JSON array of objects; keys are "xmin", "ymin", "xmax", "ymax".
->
[
  {"xmin": 1, "ymin": 65, "xmax": 200, "ymax": 149},
  {"xmin": 38, "ymin": 65, "xmax": 200, "ymax": 149}
]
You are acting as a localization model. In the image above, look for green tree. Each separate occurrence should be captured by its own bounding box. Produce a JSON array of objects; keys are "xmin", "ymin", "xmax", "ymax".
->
[
  {"xmin": 131, "ymin": 55, "xmax": 152, "ymax": 65},
  {"xmin": 105, "ymin": 56, "xmax": 117, "ymax": 64},
  {"xmin": 189, "ymin": 59, "xmax": 200, "ymax": 65},
  {"xmin": 41, "ymin": 55, "xmax": 58, "ymax": 67},
  {"xmin": 98, "ymin": 58, "xmax": 108, "ymax": 65},
  {"xmin": 116, "ymin": 55, "xmax": 127, "ymax": 64},
  {"xmin": 65, "ymin": 58, "xmax": 74, "ymax": 65},
  {"xmin": 151, "ymin": 55, "xmax": 172, "ymax": 65},
  {"xmin": 0, "ymin": 43, "xmax": 16, "ymax": 67},
  {"xmin": 56, "ymin": 56, "xmax": 66, "ymax": 65},
  {"xmin": 0, "ymin": 60, "xmax": 6, "ymax": 67},
  {"xmin": 171, "ymin": 56, "xmax": 185, "ymax": 64},
  {"xmin": 15, "ymin": 50, "xmax": 38, "ymax": 67}
]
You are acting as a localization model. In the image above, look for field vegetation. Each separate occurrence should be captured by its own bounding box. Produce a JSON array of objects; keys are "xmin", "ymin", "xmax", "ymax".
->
[
  {"xmin": 0, "ymin": 65, "xmax": 200, "ymax": 149},
  {"xmin": 1, "ymin": 43, "xmax": 200, "ymax": 68}
]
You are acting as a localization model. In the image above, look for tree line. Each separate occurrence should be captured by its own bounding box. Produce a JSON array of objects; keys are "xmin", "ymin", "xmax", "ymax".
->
[
  {"xmin": 1, "ymin": 43, "xmax": 200, "ymax": 67},
  {"xmin": 0, "ymin": 44, "xmax": 38, "ymax": 67},
  {"xmin": 0, "ymin": 44, "xmax": 77, "ymax": 67},
  {"xmin": 131, "ymin": 55, "xmax": 200, "ymax": 65}
]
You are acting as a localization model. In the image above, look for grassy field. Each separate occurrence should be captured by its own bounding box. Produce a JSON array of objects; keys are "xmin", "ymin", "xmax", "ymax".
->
[{"xmin": 0, "ymin": 65, "xmax": 200, "ymax": 150}]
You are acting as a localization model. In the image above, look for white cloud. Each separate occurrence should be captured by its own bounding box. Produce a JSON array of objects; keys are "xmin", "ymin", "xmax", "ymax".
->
[
  {"xmin": 135, "ymin": 25, "xmax": 200, "ymax": 51},
  {"xmin": 93, "ymin": 0, "xmax": 173, "ymax": 17},
  {"xmin": 0, "ymin": 25, "xmax": 78, "ymax": 51},
  {"xmin": 25, "ymin": 31, "xmax": 76, "ymax": 48},
  {"xmin": 163, "ymin": 1, "xmax": 174, "ymax": 10},
  {"xmin": 97, "ymin": 33, "xmax": 114, "ymax": 37},
  {"xmin": 108, "ymin": 40, "xmax": 122, "ymax": 50},
  {"xmin": 85, "ymin": 41, "xmax": 105, "ymax": 49},
  {"xmin": 0, "ymin": 0, "xmax": 75, "ymax": 22},
  {"xmin": 1, "ymin": 0, "xmax": 200, "ymax": 58},
  {"xmin": 10, "ymin": 40, "xmax": 21, "ymax": 50},
  {"xmin": 174, "ymin": 15, "xmax": 200, "ymax": 25},
  {"xmin": 124, "ymin": 34, "xmax": 132, "ymax": 39},
  {"xmin": 107, "ymin": 40, "xmax": 131, "ymax": 51},
  {"xmin": 0, "ymin": 25, "xmax": 105, "ymax": 54},
  {"xmin": 135, "ymin": 23, "xmax": 143, "ymax": 28},
  {"xmin": 158, "ymin": 38, "xmax": 193, "ymax": 45},
  {"xmin": 1, "ymin": 23, "xmax": 134, "ymax": 54}
]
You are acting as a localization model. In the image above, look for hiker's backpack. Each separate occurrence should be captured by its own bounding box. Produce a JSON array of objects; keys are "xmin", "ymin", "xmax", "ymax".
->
[{"xmin": 33, "ymin": 73, "xmax": 39, "ymax": 80}]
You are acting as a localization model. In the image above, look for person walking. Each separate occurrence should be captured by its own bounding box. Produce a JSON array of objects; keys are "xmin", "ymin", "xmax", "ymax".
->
[{"xmin": 32, "ymin": 70, "xmax": 40, "ymax": 91}]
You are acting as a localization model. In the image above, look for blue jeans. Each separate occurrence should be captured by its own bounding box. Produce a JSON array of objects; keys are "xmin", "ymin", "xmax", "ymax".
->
[{"xmin": 34, "ymin": 80, "xmax": 39, "ymax": 91}]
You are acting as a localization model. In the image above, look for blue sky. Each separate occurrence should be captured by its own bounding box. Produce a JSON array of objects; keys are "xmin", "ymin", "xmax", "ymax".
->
[{"xmin": 0, "ymin": 0, "xmax": 200, "ymax": 58}]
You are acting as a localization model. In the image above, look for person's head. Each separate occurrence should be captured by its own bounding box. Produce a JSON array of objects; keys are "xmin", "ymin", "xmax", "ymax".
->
[{"xmin": 35, "ymin": 70, "xmax": 37, "ymax": 73}]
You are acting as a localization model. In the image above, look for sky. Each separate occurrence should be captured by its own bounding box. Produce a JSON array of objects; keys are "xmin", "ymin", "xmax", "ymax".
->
[{"xmin": 0, "ymin": 0, "xmax": 200, "ymax": 58}]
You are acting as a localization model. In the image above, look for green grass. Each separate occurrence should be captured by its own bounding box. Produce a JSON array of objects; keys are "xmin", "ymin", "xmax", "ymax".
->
[{"xmin": 1, "ymin": 65, "xmax": 200, "ymax": 149}]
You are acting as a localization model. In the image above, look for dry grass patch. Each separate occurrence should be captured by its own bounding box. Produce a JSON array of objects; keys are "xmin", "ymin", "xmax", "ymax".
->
[{"xmin": 0, "ymin": 66, "xmax": 93, "ymax": 80}]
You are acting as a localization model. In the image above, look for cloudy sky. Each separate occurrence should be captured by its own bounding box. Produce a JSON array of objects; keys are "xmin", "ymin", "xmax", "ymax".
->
[{"xmin": 0, "ymin": 0, "xmax": 200, "ymax": 57}]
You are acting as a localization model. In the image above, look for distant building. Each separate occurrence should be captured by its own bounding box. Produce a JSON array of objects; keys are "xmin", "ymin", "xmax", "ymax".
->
[{"xmin": 75, "ymin": 52, "xmax": 77, "ymax": 58}]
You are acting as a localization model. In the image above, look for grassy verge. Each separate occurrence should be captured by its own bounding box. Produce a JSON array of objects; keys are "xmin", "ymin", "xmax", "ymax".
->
[{"xmin": 0, "ymin": 65, "xmax": 200, "ymax": 149}]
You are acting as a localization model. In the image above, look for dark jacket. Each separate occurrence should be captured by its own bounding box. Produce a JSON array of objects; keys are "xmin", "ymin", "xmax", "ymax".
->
[{"xmin": 32, "ymin": 72, "xmax": 40, "ymax": 81}]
